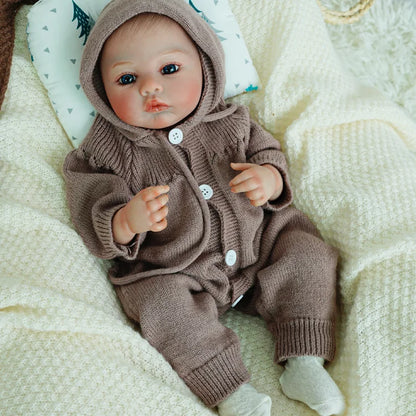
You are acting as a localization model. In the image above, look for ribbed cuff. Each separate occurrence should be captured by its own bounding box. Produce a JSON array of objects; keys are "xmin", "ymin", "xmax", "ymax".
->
[
  {"xmin": 271, "ymin": 318, "xmax": 336, "ymax": 363},
  {"xmin": 183, "ymin": 343, "xmax": 250, "ymax": 407},
  {"xmin": 94, "ymin": 201, "xmax": 140, "ymax": 260}
]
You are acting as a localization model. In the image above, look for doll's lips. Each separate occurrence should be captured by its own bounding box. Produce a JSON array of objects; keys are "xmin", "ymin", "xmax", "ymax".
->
[{"xmin": 145, "ymin": 99, "xmax": 169, "ymax": 113}]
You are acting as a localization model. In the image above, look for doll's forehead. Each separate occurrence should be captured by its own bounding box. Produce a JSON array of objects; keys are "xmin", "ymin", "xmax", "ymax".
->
[
  {"xmin": 100, "ymin": 12, "xmax": 202, "ymax": 69},
  {"xmin": 109, "ymin": 12, "xmax": 183, "ymax": 41}
]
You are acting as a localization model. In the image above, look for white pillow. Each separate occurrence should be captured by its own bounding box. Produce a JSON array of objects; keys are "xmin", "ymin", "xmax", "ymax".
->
[{"xmin": 27, "ymin": 0, "xmax": 259, "ymax": 148}]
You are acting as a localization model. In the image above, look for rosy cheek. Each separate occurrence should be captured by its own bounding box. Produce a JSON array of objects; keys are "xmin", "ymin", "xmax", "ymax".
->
[
  {"xmin": 179, "ymin": 79, "xmax": 202, "ymax": 110},
  {"xmin": 187, "ymin": 81, "xmax": 202, "ymax": 106},
  {"xmin": 108, "ymin": 93, "xmax": 134, "ymax": 123}
]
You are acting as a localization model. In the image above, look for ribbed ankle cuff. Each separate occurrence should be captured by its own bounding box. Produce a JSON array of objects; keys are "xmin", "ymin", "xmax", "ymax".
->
[
  {"xmin": 183, "ymin": 343, "xmax": 250, "ymax": 407},
  {"xmin": 271, "ymin": 318, "xmax": 336, "ymax": 363}
]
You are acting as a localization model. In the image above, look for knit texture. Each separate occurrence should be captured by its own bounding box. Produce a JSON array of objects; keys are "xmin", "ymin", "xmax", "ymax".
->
[{"xmin": 1, "ymin": 2, "xmax": 416, "ymax": 415}]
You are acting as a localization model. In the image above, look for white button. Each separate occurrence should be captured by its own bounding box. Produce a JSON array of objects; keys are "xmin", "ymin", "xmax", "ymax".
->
[
  {"xmin": 168, "ymin": 128, "xmax": 183, "ymax": 144},
  {"xmin": 199, "ymin": 184, "xmax": 213, "ymax": 200},
  {"xmin": 225, "ymin": 249, "xmax": 237, "ymax": 266}
]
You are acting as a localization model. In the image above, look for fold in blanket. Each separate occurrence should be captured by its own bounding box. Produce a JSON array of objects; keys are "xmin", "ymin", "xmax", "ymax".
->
[{"xmin": 0, "ymin": 0, "xmax": 36, "ymax": 110}]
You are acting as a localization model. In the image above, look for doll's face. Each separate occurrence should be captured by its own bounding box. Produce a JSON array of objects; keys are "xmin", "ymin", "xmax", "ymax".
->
[{"xmin": 100, "ymin": 14, "xmax": 203, "ymax": 129}]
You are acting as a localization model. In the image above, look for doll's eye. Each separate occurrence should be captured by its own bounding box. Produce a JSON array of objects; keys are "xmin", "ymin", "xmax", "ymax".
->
[
  {"xmin": 119, "ymin": 74, "xmax": 136, "ymax": 85},
  {"xmin": 161, "ymin": 64, "xmax": 179, "ymax": 75}
]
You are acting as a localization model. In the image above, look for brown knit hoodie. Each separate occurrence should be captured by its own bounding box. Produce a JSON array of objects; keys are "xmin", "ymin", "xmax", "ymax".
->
[
  {"xmin": 63, "ymin": 0, "xmax": 294, "ymax": 286},
  {"xmin": 64, "ymin": 0, "xmax": 339, "ymax": 406}
]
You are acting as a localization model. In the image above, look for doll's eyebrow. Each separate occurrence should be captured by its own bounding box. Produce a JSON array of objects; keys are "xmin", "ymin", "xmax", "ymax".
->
[
  {"xmin": 111, "ymin": 61, "xmax": 133, "ymax": 69},
  {"xmin": 156, "ymin": 45, "xmax": 196, "ymax": 59},
  {"xmin": 110, "ymin": 49, "xmax": 189, "ymax": 70},
  {"xmin": 160, "ymin": 48, "xmax": 187, "ymax": 55}
]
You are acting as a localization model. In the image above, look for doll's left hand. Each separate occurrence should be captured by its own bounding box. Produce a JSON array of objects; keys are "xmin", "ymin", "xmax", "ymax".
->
[{"xmin": 229, "ymin": 162, "xmax": 283, "ymax": 207}]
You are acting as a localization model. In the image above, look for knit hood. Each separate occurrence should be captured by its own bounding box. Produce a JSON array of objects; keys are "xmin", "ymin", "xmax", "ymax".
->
[{"xmin": 80, "ymin": 0, "xmax": 231, "ymax": 140}]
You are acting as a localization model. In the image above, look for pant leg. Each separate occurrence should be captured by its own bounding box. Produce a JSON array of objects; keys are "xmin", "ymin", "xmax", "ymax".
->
[
  {"xmin": 240, "ymin": 207, "xmax": 338, "ymax": 363},
  {"xmin": 115, "ymin": 273, "xmax": 250, "ymax": 407}
]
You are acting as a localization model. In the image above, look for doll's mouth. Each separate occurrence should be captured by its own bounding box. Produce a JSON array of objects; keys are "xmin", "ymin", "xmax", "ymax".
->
[{"xmin": 145, "ymin": 99, "xmax": 169, "ymax": 113}]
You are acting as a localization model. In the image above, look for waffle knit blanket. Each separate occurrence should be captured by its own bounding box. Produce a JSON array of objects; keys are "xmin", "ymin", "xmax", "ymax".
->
[{"xmin": 1, "ymin": 1, "xmax": 416, "ymax": 415}]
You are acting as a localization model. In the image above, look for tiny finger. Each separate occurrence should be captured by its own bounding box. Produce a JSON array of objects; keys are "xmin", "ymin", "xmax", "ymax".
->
[
  {"xmin": 229, "ymin": 170, "xmax": 254, "ymax": 187},
  {"xmin": 230, "ymin": 162, "xmax": 255, "ymax": 171},
  {"xmin": 246, "ymin": 188, "xmax": 265, "ymax": 202},
  {"xmin": 230, "ymin": 177, "xmax": 259, "ymax": 194},
  {"xmin": 141, "ymin": 185, "xmax": 170, "ymax": 202},
  {"xmin": 250, "ymin": 197, "xmax": 267, "ymax": 207},
  {"xmin": 150, "ymin": 218, "xmax": 168, "ymax": 232},
  {"xmin": 150, "ymin": 205, "xmax": 168, "ymax": 224},
  {"xmin": 147, "ymin": 193, "xmax": 169, "ymax": 213}
]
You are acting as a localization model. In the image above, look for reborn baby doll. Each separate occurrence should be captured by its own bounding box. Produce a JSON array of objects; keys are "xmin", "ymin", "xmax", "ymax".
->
[{"xmin": 64, "ymin": 1, "xmax": 345, "ymax": 415}]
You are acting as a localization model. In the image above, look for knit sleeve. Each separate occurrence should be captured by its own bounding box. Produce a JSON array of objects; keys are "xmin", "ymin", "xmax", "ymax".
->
[
  {"xmin": 63, "ymin": 148, "xmax": 144, "ymax": 260},
  {"xmin": 246, "ymin": 119, "xmax": 293, "ymax": 210}
]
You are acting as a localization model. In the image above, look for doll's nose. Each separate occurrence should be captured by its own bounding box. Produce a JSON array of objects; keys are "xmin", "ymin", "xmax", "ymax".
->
[{"xmin": 139, "ymin": 75, "xmax": 162, "ymax": 96}]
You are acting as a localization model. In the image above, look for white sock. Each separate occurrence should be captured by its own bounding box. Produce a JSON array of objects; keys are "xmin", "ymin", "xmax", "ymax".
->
[
  {"xmin": 279, "ymin": 356, "xmax": 345, "ymax": 416},
  {"xmin": 217, "ymin": 383, "xmax": 272, "ymax": 416}
]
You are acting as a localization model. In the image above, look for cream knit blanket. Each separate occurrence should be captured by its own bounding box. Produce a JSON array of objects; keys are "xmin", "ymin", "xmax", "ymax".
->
[{"xmin": 1, "ymin": 1, "xmax": 415, "ymax": 415}]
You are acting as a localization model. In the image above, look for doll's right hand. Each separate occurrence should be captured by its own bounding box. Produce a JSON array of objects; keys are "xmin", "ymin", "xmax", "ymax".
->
[{"xmin": 112, "ymin": 185, "xmax": 169, "ymax": 244}]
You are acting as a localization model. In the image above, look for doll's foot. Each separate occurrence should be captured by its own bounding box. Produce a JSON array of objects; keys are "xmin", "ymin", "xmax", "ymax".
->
[
  {"xmin": 217, "ymin": 383, "xmax": 272, "ymax": 416},
  {"xmin": 279, "ymin": 356, "xmax": 345, "ymax": 416}
]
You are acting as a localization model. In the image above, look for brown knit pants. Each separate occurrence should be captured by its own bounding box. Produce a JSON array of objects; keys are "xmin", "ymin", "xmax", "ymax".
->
[{"xmin": 115, "ymin": 207, "xmax": 338, "ymax": 407}]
